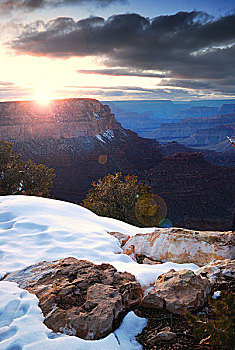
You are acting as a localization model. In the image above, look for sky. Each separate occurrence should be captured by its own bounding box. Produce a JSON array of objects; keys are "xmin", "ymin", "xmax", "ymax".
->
[{"xmin": 0, "ymin": 0, "xmax": 234, "ymax": 102}]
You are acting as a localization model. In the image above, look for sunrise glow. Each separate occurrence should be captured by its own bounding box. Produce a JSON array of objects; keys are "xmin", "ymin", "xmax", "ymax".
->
[{"xmin": 33, "ymin": 89, "xmax": 52, "ymax": 105}]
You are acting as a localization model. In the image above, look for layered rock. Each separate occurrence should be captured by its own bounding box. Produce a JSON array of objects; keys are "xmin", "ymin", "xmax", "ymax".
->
[
  {"xmin": 3, "ymin": 257, "xmax": 142, "ymax": 340},
  {"xmin": 0, "ymin": 99, "xmax": 117, "ymax": 140},
  {"xmin": 183, "ymin": 124, "xmax": 235, "ymax": 147},
  {"xmin": 141, "ymin": 269, "xmax": 210, "ymax": 315},
  {"xmin": 144, "ymin": 110, "xmax": 235, "ymax": 148},
  {"xmin": 110, "ymin": 228, "xmax": 235, "ymax": 266}
]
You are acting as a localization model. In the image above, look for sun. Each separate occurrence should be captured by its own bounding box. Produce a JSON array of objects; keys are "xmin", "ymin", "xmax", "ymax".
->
[
  {"xmin": 36, "ymin": 94, "xmax": 51, "ymax": 106},
  {"xmin": 33, "ymin": 89, "xmax": 52, "ymax": 106}
]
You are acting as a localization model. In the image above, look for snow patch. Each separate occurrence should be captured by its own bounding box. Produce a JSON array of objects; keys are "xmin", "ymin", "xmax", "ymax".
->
[
  {"xmin": 102, "ymin": 129, "xmax": 114, "ymax": 140},
  {"xmin": 0, "ymin": 195, "xmax": 199, "ymax": 349},
  {"xmin": 0, "ymin": 281, "xmax": 146, "ymax": 350}
]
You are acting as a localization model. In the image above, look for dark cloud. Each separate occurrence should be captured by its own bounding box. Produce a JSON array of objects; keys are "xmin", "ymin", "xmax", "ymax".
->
[
  {"xmin": 8, "ymin": 11, "xmax": 235, "ymax": 96},
  {"xmin": 77, "ymin": 68, "xmax": 167, "ymax": 78},
  {"xmin": 0, "ymin": 0, "xmax": 127, "ymax": 13}
]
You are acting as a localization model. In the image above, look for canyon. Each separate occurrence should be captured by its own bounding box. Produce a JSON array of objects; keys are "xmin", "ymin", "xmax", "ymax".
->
[
  {"xmin": 0, "ymin": 98, "xmax": 235, "ymax": 230},
  {"xmin": 141, "ymin": 105, "xmax": 235, "ymax": 150}
]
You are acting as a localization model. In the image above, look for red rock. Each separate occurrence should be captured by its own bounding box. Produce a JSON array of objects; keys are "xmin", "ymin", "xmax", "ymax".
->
[{"xmin": 4, "ymin": 257, "xmax": 142, "ymax": 340}]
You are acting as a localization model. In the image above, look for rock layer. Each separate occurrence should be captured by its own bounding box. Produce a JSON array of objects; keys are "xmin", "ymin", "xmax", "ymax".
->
[
  {"xmin": 110, "ymin": 228, "xmax": 235, "ymax": 266},
  {"xmin": 3, "ymin": 257, "xmax": 142, "ymax": 340},
  {"xmin": 0, "ymin": 99, "xmax": 117, "ymax": 140}
]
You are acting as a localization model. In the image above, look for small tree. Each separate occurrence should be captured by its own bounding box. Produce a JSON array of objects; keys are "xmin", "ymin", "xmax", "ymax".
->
[
  {"xmin": 0, "ymin": 140, "xmax": 55, "ymax": 197},
  {"xmin": 82, "ymin": 172, "xmax": 161, "ymax": 226}
]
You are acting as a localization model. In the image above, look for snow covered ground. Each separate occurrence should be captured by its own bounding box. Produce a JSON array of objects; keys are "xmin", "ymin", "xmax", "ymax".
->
[{"xmin": 0, "ymin": 196, "xmax": 199, "ymax": 349}]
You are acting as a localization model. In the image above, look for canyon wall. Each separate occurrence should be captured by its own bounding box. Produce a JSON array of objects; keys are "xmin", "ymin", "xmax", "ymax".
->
[{"xmin": 0, "ymin": 99, "xmax": 118, "ymax": 140}]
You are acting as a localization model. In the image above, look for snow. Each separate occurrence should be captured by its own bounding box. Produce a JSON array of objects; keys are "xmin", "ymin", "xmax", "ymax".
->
[
  {"xmin": 96, "ymin": 134, "xmax": 105, "ymax": 143},
  {"xmin": 212, "ymin": 290, "xmax": 221, "ymax": 299},
  {"xmin": 0, "ymin": 195, "xmax": 199, "ymax": 349},
  {"xmin": 103, "ymin": 129, "xmax": 114, "ymax": 140},
  {"xmin": 96, "ymin": 130, "xmax": 115, "ymax": 143},
  {"xmin": 0, "ymin": 281, "xmax": 146, "ymax": 350}
]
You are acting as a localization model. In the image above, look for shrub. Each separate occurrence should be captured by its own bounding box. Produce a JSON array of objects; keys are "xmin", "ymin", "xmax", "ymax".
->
[
  {"xmin": 186, "ymin": 290, "xmax": 235, "ymax": 349},
  {"xmin": 0, "ymin": 140, "xmax": 55, "ymax": 197},
  {"xmin": 82, "ymin": 172, "xmax": 161, "ymax": 226}
]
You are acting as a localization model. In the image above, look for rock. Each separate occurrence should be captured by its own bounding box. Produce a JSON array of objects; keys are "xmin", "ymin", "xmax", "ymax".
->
[
  {"xmin": 147, "ymin": 330, "xmax": 176, "ymax": 345},
  {"xmin": 1, "ymin": 98, "xmax": 163, "ymax": 205},
  {"xmin": 142, "ymin": 257, "xmax": 162, "ymax": 265},
  {"xmin": 141, "ymin": 269, "xmax": 210, "ymax": 315},
  {"xmin": 123, "ymin": 244, "xmax": 137, "ymax": 261},
  {"xmin": 3, "ymin": 257, "xmax": 142, "ymax": 340},
  {"xmin": 109, "ymin": 231, "xmax": 130, "ymax": 247},
  {"xmin": 156, "ymin": 331, "xmax": 177, "ymax": 341},
  {"xmin": 147, "ymin": 109, "xmax": 235, "ymax": 146},
  {"xmin": 0, "ymin": 99, "xmax": 118, "ymax": 140},
  {"xmin": 121, "ymin": 228, "xmax": 235, "ymax": 266},
  {"xmin": 196, "ymin": 259, "xmax": 235, "ymax": 285},
  {"xmin": 141, "ymin": 289, "xmax": 165, "ymax": 309}
]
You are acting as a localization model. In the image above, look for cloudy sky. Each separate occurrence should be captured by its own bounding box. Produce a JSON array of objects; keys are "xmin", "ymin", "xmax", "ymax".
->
[{"xmin": 0, "ymin": 0, "xmax": 235, "ymax": 101}]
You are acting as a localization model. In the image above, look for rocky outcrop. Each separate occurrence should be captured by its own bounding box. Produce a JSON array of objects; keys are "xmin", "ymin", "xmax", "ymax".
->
[
  {"xmin": 0, "ymin": 99, "xmax": 118, "ymax": 140},
  {"xmin": 196, "ymin": 259, "xmax": 235, "ymax": 286},
  {"xmin": 176, "ymin": 106, "xmax": 218, "ymax": 119},
  {"xmin": 110, "ymin": 228, "xmax": 235, "ymax": 266},
  {"xmin": 218, "ymin": 104, "xmax": 235, "ymax": 114},
  {"xmin": 3, "ymin": 257, "xmax": 142, "ymax": 340},
  {"xmin": 104, "ymin": 102, "xmax": 157, "ymax": 133},
  {"xmin": 141, "ymin": 269, "xmax": 210, "ymax": 315}
]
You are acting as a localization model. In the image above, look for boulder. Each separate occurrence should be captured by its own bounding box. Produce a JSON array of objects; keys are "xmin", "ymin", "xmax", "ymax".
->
[
  {"xmin": 196, "ymin": 259, "xmax": 235, "ymax": 285},
  {"xmin": 109, "ymin": 231, "xmax": 130, "ymax": 247},
  {"xmin": 141, "ymin": 269, "xmax": 210, "ymax": 315},
  {"xmin": 3, "ymin": 257, "xmax": 142, "ymax": 340},
  {"xmin": 118, "ymin": 228, "xmax": 235, "ymax": 266}
]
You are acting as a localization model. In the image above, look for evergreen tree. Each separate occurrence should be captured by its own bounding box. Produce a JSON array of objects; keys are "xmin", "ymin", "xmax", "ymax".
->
[
  {"xmin": 82, "ymin": 172, "xmax": 161, "ymax": 226},
  {"xmin": 0, "ymin": 140, "xmax": 55, "ymax": 197}
]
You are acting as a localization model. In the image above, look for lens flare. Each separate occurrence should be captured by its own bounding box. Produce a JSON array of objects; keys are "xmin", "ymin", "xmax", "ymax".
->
[{"xmin": 135, "ymin": 193, "xmax": 167, "ymax": 227}]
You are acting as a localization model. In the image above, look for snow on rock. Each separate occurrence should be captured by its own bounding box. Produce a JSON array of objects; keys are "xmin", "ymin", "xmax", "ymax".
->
[
  {"xmin": 3, "ymin": 258, "xmax": 143, "ymax": 340},
  {"xmin": 0, "ymin": 281, "xmax": 146, "ymax": 350},
  {"xmin": 102, "ymin": 129, "xmax": 115, "ymax": 140},
  {"xmin": 119, "ymin": 228, "xmax": 235, "ymax": 266},
  {"xmin": 96, "ymin": 134, "xmax": 105, "ymax": 143},
  {"xmin": 195, "ymin": 259, "xmax": 235, "ymax": 285},
  {"xmin": 0, "ymin": 195, "xmax": 198, "ymax": 283},
  {"xmin": 0, "ymin": 195, "xmax": 198, "ymax": 349}
]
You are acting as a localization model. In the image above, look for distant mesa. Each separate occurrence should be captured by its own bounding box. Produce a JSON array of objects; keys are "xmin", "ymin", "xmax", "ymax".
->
[{"xmin": 0, "ymin": 98, "xmax": 118, "ymax": 140}]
